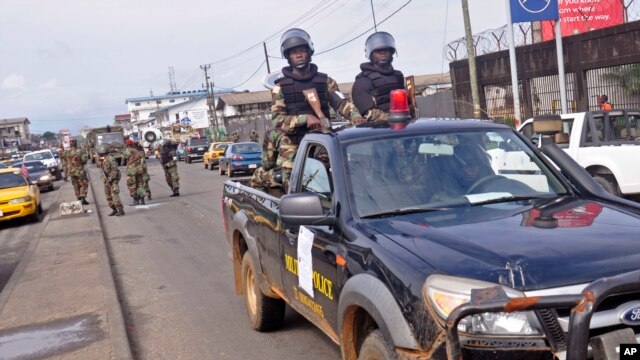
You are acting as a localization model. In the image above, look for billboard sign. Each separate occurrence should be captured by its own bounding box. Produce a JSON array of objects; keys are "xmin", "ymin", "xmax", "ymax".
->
[
  {"xmin": 542, "ymin": 0, "xmax": 624, "ymax": 40},
  {"xmin": 511, "ymin": 0, "xmax": 559, "ymax": 23}
]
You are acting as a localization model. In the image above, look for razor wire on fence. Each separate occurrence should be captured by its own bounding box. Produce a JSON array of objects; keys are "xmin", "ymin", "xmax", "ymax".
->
[{"xmin": 446, "ymin": 0, "xmax": 639, "ymax": 61}]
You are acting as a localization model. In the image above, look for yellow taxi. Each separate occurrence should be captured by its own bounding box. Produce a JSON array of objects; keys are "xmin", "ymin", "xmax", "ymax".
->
[
  {"xmin": 203, "ymin": 142, "xmax": 231, "ymax": 171},
  {"xmin": 0, "ymin": 168, "xmax": 42, "ymax": 222}
]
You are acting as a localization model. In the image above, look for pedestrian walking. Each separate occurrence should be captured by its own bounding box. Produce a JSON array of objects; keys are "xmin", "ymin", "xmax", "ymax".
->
[
  {"xmin": 352, "ymin": 31, "xmax": 406, "ymax": 121},
  {"xmin": 97, "ymin": 144, "xmax": 124, "ymax": 216},
  {"xmin": 249, "ymin": 130, "xmax": 259, "ymax": 142},
  {"xmin": 63, "ymin": 139, "xmax": 90, "ymax": 205},
  {"xmin": 599, "ymin": 94, "xmax": 613, "ymax": 110}
]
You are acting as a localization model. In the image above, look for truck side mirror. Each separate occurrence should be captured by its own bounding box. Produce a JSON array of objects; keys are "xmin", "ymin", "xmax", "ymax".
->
[{"xmin": 280, "ymin": 193, "xmax": 336, "ymax": 226}]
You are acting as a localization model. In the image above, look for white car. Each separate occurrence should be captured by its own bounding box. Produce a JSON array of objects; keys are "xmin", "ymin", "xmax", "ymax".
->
[
  {"xmin": 23, "ymin": 149, "xmax": 62, "ymax": 181},
  {"xmin": 519, "ymin": 109, "xmax": 640, "ymax": 196}
]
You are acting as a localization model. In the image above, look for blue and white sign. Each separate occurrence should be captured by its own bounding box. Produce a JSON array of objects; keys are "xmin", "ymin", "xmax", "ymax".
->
[
  {"xmin": 180, "ymin": 111, "xmax": 192, "ymax": 124},
  {"xmin": 510, "ymin": 0, "xmax": 559, "ymax": 23}
]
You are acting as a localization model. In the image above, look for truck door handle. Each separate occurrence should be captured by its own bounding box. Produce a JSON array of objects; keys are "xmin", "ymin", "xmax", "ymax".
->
[{"xmin": 285, "ymin": 228, "xmax": 297, "ymax": 245}]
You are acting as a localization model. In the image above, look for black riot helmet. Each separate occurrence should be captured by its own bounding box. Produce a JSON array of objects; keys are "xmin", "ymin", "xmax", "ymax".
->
[
  {"xmin": 365, "ymin": 31, "xmax": 397, "ymax": 60},
  {"xmin": 280, "ymin": 28, "xmax": 314, "ymax": 60}
]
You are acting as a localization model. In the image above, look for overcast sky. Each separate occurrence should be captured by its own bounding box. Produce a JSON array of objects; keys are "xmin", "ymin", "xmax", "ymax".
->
[{"xmin": 0, "ymin": 0, "xmax": 506, "ymax": 134}]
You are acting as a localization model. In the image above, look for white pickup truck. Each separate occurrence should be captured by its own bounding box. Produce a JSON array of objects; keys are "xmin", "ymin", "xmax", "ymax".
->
[{"xmin": 519, "ymin": 109, "xmax": 640, "ymax": 196}]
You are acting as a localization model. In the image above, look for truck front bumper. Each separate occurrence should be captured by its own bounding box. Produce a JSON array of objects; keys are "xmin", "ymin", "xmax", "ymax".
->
[{"xmin": 446, "ymin": 269, "xmax": 640, "ymax": 360}]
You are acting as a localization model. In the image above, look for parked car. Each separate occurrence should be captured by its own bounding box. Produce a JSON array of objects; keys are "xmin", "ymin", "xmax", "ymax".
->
[
  {"xmin": 218, "ymin": 142, "xmax": 261, "ymax": 177},
  {"xmin": 519, "ymin": 110, "xmax": 640, "ymax": 197},
  {"xmin": 184, "ymin": 137, "xmax": 210, "ymax": 163},
  {"xmin": 203, "ymin": 142, "xmax": 231, "ymax": 170},
  {"xmin": 175, "ymin": 142, "xmax": 187, "ymax": 161},
  {"xmin": 23, "ymin": 149, "xmax": 62, "ymax": 180},
  {"xmin": 0, "ymin": 168, "xmax": 43, "ymax": 222},
  {"xmin": 19, "ymin": 160, "xmax": 55, "ymax": 192}
]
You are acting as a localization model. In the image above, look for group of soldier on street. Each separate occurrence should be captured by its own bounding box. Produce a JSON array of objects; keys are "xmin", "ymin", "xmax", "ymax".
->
[
  {"xmin": 251, "ymin": 28, "xmax": 406, "ymax": 192},
  {"xmin": 58, "ymin": 27, "xmax": 404, "ymax": 213},
  {"xmin": 58, "ymin": 136, "xmax": 182, "ymax": 218}
]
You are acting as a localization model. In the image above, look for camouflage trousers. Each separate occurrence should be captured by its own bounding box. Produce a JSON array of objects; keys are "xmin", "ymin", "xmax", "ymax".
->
[
  {"xmin": 71, "ymin": 175, "xmax": 89, "ymax": 199},
  {"xmin": 250, "ymin": 166, "xmax": 282, "ymax": 190},
  {"xmin": 275, "ymin": 134, "xmax": 298, "ymax": 190},
  {"xmin": 163, "ymin": 162, "xmax": 180, "ymax": 191},
  {"xmin": 103, "ymin": 180, "xmax": 123, "ymax": 209},
  {"xmin": 143, "ymin": 172, "xmax": 151, "ymax": 197},
  {"xmin": 126, "ymin": 173, "xmax": 146, "ymax": 198}
]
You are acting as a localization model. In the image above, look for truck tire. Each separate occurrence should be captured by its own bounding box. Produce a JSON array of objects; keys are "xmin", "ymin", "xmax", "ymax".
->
[
  {"xmin": 241, "ymin": 253, "xmax": 285, "ymax": 331},
  {"xmin": 228, "ymin": 166, "xmax": 234, "ymax": 178},
  {"xmin": 54, "ymin": 167, "xmax": 62, "ymax": 181},
  {"xmin": 358, "ymin": 329, "xmax": 397, "ymax": 360},
  {"xmin": 594, "ymin": 175, "xmax": 620, "ymax": 196},
  {"xmin": 204, "ymin": 161, "xmax": 208, "ymax": 170},
  {"xmin": 186, "ymin": 157, "xmax": 192, "ymax": 164},
  {"xmin": 219, "ymin": 163, "xmax": 226, "ymax": 175}
]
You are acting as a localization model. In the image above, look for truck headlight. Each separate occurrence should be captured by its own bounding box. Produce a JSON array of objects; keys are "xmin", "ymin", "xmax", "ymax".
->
[
  {"xmin": 39, "ymin": 175, "xmax": 51, "ymax": 181},
  {"xmin": 9, "ymin": 196, "xmax": 32, "ymax": 204},
  {"xmin": 424, "ymin": 275, "xmax": 542, "ymax": 336}
]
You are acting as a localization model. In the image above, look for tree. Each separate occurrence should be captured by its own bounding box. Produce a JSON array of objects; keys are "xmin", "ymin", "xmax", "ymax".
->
[
  {"xmin": 603, "ymin": 64, "xmax": 640, "ymax": 95},
  {"xmin": 42, "ymin": 131, "xmax": 56, "ymax": 141}
]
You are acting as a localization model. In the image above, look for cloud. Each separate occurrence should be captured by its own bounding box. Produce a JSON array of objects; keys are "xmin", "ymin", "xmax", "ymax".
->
[
  {"xmin": 2, "ymin": 74, "xmax": 26, "ymax": 89},
  {"xmin": 38, "ymin": 78, "xmax": 58, "ymax": 89}
]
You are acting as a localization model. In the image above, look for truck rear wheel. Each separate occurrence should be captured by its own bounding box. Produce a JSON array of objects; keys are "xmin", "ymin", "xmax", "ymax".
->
[
  {"xmin": 219, "ymin": 164, "xmax": 226, "ymax": 175},
  {"xmin": 594, "ymin": 175, "xmax": 620, "ymax": 196},
  {"xmin": 241, "ymin": 253, "xmax": 284, "ymax": 331},
  {"xmin": 358, "ymin": 329, "xmax": 397, "ymax": 360}
]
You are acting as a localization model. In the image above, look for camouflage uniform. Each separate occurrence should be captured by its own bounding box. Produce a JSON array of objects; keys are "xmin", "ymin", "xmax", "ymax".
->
[
  {"xmin": 160, "ymin": 143, "xmax": 180, "ymax": 196},
  {"xmin": 250, "ymin": 128, "xmax": 283, "ymax": 190},
  {"xmin": 231, "ymin": 131, "xmax": 240, "ymax": 143},
  {"xmin": 100, "ymin": 152, "xmax": 124, "ymax": 215},
  {"xmin": 58, "ymin": 149, "xmax": 67, "ymax": 177},
  {"xmin": 64, "ymin": 146, "xmax": 89, "ymax": 202},
  {"xmin": 142, "ymin": 163, "xmax": 151, "ymax": 200},
  {"xmin": 122, "ymin": 147, "xmax": 146, "ymax": 200},
  {"xmin": 272, "ymin": 64, "xmax": 362, "ymax": 190}
]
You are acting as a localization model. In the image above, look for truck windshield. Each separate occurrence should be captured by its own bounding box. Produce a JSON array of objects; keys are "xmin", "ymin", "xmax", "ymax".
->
[
  {"xmin": 97, "ymin": 134, "xmax": 124, "ymax": 144},
  {"xmin": 345, "ymin": 129, "xmax": 568, "ymax": 218}
]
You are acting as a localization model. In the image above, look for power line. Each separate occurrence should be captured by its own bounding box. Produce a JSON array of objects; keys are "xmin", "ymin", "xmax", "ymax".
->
[
  {"xmin": 224, "ymin": 60, "xmax": 267, "ymax": 89},
  {"xmin": 316, "ymin": 0, "xmax": 413, "ymax": 56}
]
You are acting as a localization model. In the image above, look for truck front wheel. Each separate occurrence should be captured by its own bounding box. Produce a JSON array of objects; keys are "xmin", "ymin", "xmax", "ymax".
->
[
  {"xmin": 241, "ymin": 253, "xmax": 284, "ymax": 331},
  {"xmin": 594, "ymin": 175, "xmax": 620, "ymax": 196},
  {"xmin": 358, "ymin": 329, "xmax": 397, "ymax": 360}
]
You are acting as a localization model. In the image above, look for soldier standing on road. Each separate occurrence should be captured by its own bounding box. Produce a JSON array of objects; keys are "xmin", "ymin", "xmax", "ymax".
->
[
  {"xmin": 231, "ymin": 131, "xmax": 240, "ymax": 143},
  {"xmin": 97, "ymin": 144, "xmax": 125, "ymax": 216},
  {"xmin": 64, "ymin": 139, "xmax": 90, "ymax": 205},
  {"xmin": 271, "ymin": 28, "xmax": 364, "ymax": 190},
  {"xmin": 123, "ymin": 139, "xmax": 146, "ymax": 205},
  {"xmin": 352, "ymin": 31, "xmax": 406, "ymax": 122},
  {"xmin": 159, "ymin": 139, "xmax": 180, "ymax": 197},
  {"xmin": 57, "ymin": 147, "xmax": 67, "ymax": 181},
  {"xmin": 135, "ymin": 141, "xmax": 152, "ymax": 200},
  {"xmin": 249, "ymin": 130, "xmax": 259, "ymax": 142}
]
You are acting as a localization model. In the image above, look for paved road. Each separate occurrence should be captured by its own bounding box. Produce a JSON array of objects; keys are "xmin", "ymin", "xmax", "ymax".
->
[
  {"xmin": 94, "ymin": 158, "xmax": 341, "ymax": 360},
  {"xmin": 0, "ymin": 181, "xmax": 62, "ymax": 292}
]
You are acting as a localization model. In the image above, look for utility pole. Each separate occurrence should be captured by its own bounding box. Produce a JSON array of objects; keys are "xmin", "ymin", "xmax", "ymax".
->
[
  {"xmin": 461, "ymin": 0, "xmax": 482, "ymax": 118},
  {"xmin": 370, "ymin": 0, "xmax": 378, "ymax": 32},
  {"xmin": 263, "ymin": 42, "xmax": 271, "ymax": 74},
  {"xmin": 201, "ymin": 64, "xmax": 216, "ymax": 139}
]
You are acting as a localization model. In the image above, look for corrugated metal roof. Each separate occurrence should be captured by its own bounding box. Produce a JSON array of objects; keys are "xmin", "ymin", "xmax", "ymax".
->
[
  {"xmin": 125, "ymin": 88, "xmax": 234, "ymax": 103},
  {"xmin": 0, "ymin": 117, "xmax": 30, "ymax": 125},
  {"xmin": 218, "ymin": 91, "xmax": 271, "ymax": 107}
]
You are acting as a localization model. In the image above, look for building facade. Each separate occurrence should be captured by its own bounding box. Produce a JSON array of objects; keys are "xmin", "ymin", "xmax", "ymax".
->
[{"xmin": 0, "ymin": 118, "xmax": 31, "ymax": 156}]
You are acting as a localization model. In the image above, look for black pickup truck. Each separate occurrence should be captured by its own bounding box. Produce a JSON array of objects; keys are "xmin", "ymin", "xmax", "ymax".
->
[{"xmin": 222, "ymin": 117, "xmax": 640, "ymax": 359}]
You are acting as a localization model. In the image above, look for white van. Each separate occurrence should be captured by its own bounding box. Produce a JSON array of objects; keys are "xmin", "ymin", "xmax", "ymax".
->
[{"xmin": 23, "ymin": 149, "xmax": 62, "ymax": 180}]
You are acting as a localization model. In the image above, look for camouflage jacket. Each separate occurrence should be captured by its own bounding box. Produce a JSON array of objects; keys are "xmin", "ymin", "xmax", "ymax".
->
[
  {"xmin": 271, "ymin": 68, "xmax": 361, "ymax": 133},
  {"xmin": 100, "ymin": 154, "xmax": 120, "ymax": 183},
  {"xmin": 261, "ymin": 128, "xmax": 283, "ymax": 170},
  {"xmin": 123, "ymin": 147, "xmax": 144, "ymax": 175},
  {"xmin": 64, "ymin": 148, "xmax": 88, "ymax": 177}
]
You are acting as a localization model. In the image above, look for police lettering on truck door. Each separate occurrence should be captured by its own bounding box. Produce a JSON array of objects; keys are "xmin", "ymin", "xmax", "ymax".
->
[{"xmin": 280, "ymin": 144, "xmax": 342, "ymax": 333}]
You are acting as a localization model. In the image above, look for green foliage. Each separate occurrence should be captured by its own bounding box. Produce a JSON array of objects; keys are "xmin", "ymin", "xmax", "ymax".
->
[
  {"xmin": 603, "ymin": 64, "xmax": 640, "ymax": 95},
  {"xmin": 42, "ymin": 131, "xmax": 56, "ymax": 140}
]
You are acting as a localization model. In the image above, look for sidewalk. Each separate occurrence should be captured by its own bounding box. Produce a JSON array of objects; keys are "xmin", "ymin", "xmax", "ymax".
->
[{"xmin": 0, "ymin": 179, "xmax": 132, "ymax": 359}]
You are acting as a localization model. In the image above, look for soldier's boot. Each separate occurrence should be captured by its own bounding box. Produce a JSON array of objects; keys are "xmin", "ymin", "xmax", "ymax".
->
[
  {"xmin": 139, "ymin": 197, "xmax": 145, "ymax": 205},
  {"xmin": 147, "ymin": 193, "xmax": 152, "ymax": 201},
  {"xmin": 80, "ymin": 197, "xmax": 89, "ymax": 205},
  {"xmin": 115, "ymin": 207, "xmax": 125, "ymax": 216},
  {"xmin": 128, "ymin": 197, "xmax": 140, "ymax": 206},
  {"xmin": 108, "ymin": 206, "xmax": 118, "ymax": 216},
  {"xmin": 170, "ymin": 189, "xmax": 180, "ymax": 197}
]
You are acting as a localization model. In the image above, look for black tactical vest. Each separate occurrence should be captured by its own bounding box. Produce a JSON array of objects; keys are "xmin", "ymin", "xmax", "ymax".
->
[
  {"xmin": 358, "ymin": 70, "xmax": 404, "ymax": 112},
  {"xmin": 277, "ymin": 73, "xmax": 330, "ymax": 117},
  {"xmin": 161, "ymin": 147, "xmax": 173, "ymax": 164}
]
